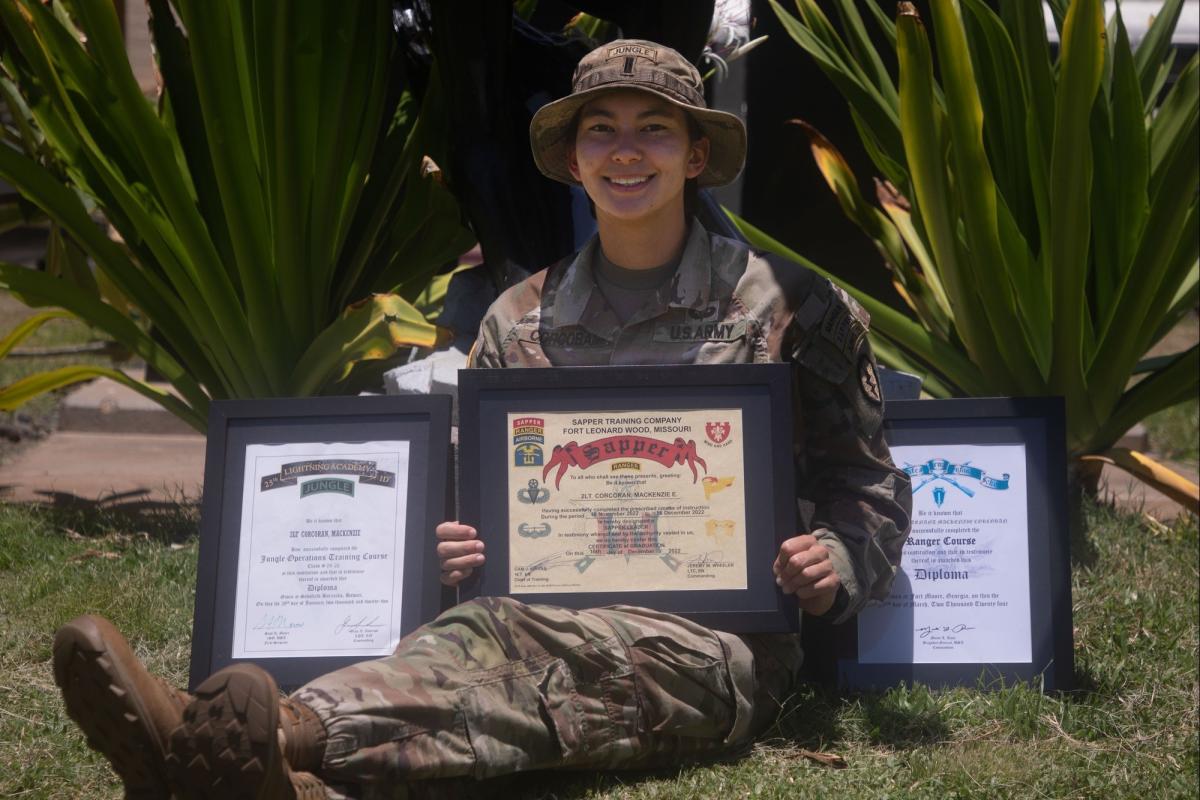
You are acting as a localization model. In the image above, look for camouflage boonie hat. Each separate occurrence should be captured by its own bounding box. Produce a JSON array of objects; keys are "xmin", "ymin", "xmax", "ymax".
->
[{"xmin": 529, "ymin": 39, "xmax": 747, "ymax": 188}]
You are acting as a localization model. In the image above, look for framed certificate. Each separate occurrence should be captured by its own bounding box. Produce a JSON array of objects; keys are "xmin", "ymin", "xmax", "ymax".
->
[
  {"xmin": 188, "ymin": 396, "xmax": 452, "ymax": 692},
  {"xmin": 458, "ymin": 364, "xmax": 798, "ymax": 633},
  {"xmin": 802, "ymin": 397, "xmax": 1074, "ymax": 691}
]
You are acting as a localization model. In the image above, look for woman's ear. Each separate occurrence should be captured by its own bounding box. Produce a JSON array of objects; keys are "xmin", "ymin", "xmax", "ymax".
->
[
  {"xmin": 686, "ymin": 136, "xmax": 711, "ymax": 180},
  {"xmin": 567, "ymin": 147, "xmax": 582, "ymax": 182}
]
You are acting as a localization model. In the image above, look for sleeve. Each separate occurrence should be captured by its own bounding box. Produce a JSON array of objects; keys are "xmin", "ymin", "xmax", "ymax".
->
[
  {"xmin": 785, "ymin": 281, "xmax": 912, "ymax": 623},
  {"xmin": 467, "ymin": 326, "xmax": 504, "ymax": 368},
  {"xmin": 466, "ymin": 306, "xmax": 508, "ymax": 368}
]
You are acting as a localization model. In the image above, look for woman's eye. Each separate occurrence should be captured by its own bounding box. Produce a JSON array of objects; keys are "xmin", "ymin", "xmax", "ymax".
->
[{"xmin": 588, "ymin": 123, "xmax": 613, "ymax": 133}]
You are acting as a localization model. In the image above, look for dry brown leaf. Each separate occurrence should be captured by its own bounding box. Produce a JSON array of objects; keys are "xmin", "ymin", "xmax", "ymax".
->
[
  {"xmin": 62, "ymin": 528, "xmax": 84, "ymax": 541},
  {"xmin": 796, "ymin": 748, "xmax": 848, "ymax": 769}
]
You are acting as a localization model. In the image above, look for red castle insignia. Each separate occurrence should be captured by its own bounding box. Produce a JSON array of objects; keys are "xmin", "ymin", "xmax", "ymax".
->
[{"xmin": 705, "ymin": 421, "xmax": 731, "ymax": 445}]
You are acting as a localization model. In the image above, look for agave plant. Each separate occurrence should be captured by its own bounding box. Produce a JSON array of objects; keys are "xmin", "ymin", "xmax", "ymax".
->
[
  {"xmin": 739, "ymin": 0, "xmax": 1197, "ymax": 495},
  {"xmin": 0, "ymin": 0, "xmax": 474, "ymax": 431}
]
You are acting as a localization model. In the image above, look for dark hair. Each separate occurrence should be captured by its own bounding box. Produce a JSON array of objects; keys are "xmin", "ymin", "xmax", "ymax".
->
[{"xmin": 566, "ymin": 104, "xmax": 705, "ymax": 220}]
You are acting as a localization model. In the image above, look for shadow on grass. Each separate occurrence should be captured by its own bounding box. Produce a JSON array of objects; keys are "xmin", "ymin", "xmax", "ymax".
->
[
  {"xmin": 2, "ymin": 489, "xmax": 199, "ymax": 545},
  {"xmin": 381, "ymin": 681, "xmax": 953, "ymax": 800},
  {"xmin": 361, "ymin": 756, "xmax": 757, "ymax": 800},
  {"xmin": 770, "ymin": 683, "xmax": 949, "ymax": 748}
]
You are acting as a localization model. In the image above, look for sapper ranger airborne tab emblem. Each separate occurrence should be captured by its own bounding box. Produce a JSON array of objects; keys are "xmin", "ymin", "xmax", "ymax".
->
[{"xmin": 513, "ymin": 417, "xmax": 545, "ymax": 466}]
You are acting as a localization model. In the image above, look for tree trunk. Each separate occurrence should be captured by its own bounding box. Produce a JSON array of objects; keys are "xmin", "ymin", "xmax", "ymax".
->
[{"xmin": 1067, "ymin": 456, "xmax": 1104, "ymax": 562}]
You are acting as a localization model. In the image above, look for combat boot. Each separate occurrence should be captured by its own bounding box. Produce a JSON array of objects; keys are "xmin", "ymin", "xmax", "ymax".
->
[
  {"xmin": 53, "ymin": 614, "xmax": 190, "ymax": 799},
  {"xmin": 166, "ymin": 663, "xmax": 327, "ymax": 800}
]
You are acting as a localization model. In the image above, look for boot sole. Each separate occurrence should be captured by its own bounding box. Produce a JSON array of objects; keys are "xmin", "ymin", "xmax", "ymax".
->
[
  {"xmin": 52, "ymin": 616, "xmax": 173, "ymax": 799},
  {"xmin": 167, "ymin": 664, "xmax": 291, "ymax": 800}
]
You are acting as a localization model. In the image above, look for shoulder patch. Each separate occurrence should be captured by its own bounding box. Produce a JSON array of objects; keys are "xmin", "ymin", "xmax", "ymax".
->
[
  {"xmin": 819, "ymin": 301, "xmax": 868, "ymax": 362},
  {"xmin": 859, "ymin": 355, "xmax": 883, "ymax": 405},
  {"xmin": 792, "ymin": 278, "xmax": 871, "ymax": 385}
]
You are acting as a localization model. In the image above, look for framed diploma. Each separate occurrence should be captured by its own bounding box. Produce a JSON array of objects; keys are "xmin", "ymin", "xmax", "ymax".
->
[
  {"xmin": 188, "ymin": 395, "xmax": 452, "ymax": 692},
  {"xmin": 458, "ymin": 364, "xmax": 798, "ymax": 633},
  {"xmin": 803, "ymin": 397, "xmax": 1074, "ymax": 691}
]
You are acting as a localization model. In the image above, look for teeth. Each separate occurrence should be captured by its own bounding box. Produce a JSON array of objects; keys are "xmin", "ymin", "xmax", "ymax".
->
[{"xmin": 610, "ymin": 176, "xmax": 649, "ymax": 186}]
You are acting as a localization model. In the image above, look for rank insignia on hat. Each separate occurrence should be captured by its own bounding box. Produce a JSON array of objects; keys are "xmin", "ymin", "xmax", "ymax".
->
[
  {"xmin": 859, "ymin": 356, "xmax": 882, "ymax": 405},
  {"xmin": 607, "ymin": 44, "xmax": 659, "ymax": 62}
]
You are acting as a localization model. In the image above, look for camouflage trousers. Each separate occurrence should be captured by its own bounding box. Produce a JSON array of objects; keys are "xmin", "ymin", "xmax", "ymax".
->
[{"xmin": 293, "ymin": 597, "xmax": 803, "ymax": 799}]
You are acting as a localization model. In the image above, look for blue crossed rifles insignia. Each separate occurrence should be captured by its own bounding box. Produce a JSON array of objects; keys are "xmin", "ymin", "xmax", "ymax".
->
[
  {"xmin": 904, "ymin": 458, "xmax": 1010, "ymax": 501},
  {"xmin": 517, "ymin": 478, "xmax": 550, "ymax": 504}
]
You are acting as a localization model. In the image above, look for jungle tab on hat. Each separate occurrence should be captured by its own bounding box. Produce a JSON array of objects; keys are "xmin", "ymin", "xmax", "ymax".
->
[{"xmin": 529, "ymin": 39, "xmax": 747, "ymax": 188}]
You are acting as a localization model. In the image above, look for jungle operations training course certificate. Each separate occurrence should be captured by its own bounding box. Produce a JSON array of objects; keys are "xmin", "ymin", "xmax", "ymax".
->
[
  {"xmin": 231, "ymin": 441, "xmax": 409, "ymax": 659},
  {"xmin": 507, "ymin": 410, "xmax": 747, "ymax": 593},
  {"xmin": 856, "ymin": 443, "xmax": 1032, "ymax": 664}
]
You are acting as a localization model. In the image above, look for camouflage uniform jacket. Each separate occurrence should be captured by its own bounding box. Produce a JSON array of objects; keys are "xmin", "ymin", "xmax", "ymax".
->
[{"xmin": 470, "ymin": 222, "xmax": 912, "ymax": 622}]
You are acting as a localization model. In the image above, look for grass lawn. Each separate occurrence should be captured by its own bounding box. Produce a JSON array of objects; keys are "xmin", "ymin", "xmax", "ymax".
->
[{"xmin": 0, "ymin": 498, "xmax": 1195, "ymax": 799}]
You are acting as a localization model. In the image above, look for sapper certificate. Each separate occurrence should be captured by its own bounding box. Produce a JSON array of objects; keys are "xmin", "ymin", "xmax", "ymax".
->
[
  {"xmin": 506, "ymin": 409, "xmax": 747, "ymax": 593},
  {"xmin": 230, "ymin": 441, "xmax": 409, "ymax": 659}
]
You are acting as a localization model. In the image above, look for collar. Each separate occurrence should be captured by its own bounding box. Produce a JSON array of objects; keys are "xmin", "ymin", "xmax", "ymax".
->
[{"xmin": 553, "ymin": 220, "xmax": 713, "ymax": 329}]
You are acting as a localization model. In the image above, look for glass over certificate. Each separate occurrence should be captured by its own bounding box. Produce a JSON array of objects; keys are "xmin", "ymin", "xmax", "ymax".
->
[
  {"xmin": 231, "ymin": 441, "xmax": 409, "ymax": 659},
  {"xmin": 856, "ymin": 442, "xmax": 1031, "ymax": 664},
  {"xmin": 506, "ymin": 409, "xmax": 747, "ymax": 593}
]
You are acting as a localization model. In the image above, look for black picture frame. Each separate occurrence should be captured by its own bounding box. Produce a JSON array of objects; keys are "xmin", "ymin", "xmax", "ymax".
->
[
  {"xmin": 458, "ymin": 364, "xmax": 798, "ymax": 633},
  {"xmin": 802, "ymin": 397, "xmax": 1074, "ymax": 692},
  {"xmin": 189, "ymin": 395, "xmax": 452, "ymax": 692}
]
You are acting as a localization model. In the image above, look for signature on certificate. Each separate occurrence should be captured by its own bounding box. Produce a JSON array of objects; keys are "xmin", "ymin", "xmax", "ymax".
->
[
  {"xmin": 334, "ymin": 615, "xmax": 385, "ymax": 636},
  {"xmin": 684, "ymin": 550, "xmax": 725, "ymax": 567},
  {"xmin": 252, "ymin": 613, "xmax": 304, "ymax": 631},
  {"xmin": 916, "ymin": 623, "xmax": 975, "ymax": 639},
  {"xmin": 521, "ymin": 552, "xmax": 578, "ymax": 572}
]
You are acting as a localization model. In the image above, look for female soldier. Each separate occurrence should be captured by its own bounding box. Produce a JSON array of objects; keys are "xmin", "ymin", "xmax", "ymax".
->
[{"xmin": 54, "ymin": 40, "xmax": 909, "ymax": 800}]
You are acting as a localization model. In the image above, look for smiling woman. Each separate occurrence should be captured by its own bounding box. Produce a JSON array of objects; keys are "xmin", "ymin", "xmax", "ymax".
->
[
  {"xmin": 51, "ymin": 38, "xmax": 912, "ymax": 799},
  {"xmin": 566, "ymin": 91, "xmax": 710, "ymax": 268}
]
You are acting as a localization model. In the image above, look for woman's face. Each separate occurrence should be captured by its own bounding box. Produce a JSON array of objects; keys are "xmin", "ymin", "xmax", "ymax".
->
[{"xmin": 568, "ymin": 89, "xmax": 709, "ymax": 226}]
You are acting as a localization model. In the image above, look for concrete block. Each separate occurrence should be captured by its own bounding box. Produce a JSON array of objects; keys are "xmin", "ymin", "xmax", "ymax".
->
[
  {"xmin": 58, "ymin": 375, "xmax": 196, "ymax": 435},
  {"xmin": 383, "ymin": 347, "xmax": 469, "ymax": 423}
]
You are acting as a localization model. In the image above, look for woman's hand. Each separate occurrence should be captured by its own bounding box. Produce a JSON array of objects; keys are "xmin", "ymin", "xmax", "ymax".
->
[
  {"xmin": 774, "ymin": 534, "xmax": 841, "ymax": 616},
  {"xmin": 436, "ymin": 521, "xmax": 485, "ymax": 586}
]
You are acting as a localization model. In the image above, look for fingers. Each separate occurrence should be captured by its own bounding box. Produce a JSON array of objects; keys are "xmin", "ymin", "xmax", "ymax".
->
[
  {"xmin": 773, "ymin": 534, "xmax": 841, "ymax": 597},
  {"xmin": 773, "ymin": 534, "xmax": 818, "ymax": 573},
  {"xmin": 439, "ymin": 550, "xmax": 485, "ymax": 570},
  {"xmin": 435, "ymin": 521, "xmax": 484, "ymax": 586},
  {"xmin": 440, "ymin": 569, "xmax": 474, "ymax": 587},
  {"xmin": 436, "ymin": 521, "xmax": 478, "ymax": 541},
  {"xmin": 785, "ymin": 568, "xmax": 840, "ymax": 598},
  {"xmin": 773, "ymin": 534, "xmax": 822, "ymax": 581},
  {"xmin": 779, "ymin": 557, "xmax": 836, "ymax": 596}
]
